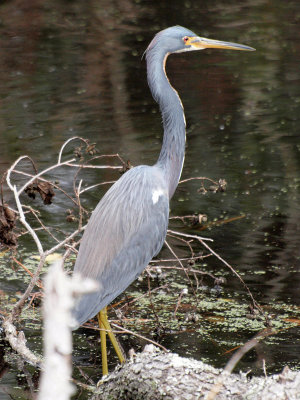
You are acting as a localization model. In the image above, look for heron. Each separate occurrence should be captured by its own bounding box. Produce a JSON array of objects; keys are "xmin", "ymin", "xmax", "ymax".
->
[{"xmin": 72, "ymin": 26, "xmax": 254, "ymax": 375}]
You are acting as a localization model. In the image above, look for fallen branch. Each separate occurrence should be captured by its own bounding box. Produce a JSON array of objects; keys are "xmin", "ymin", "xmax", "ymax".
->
[{"xmin": 90, "ymin": 345, "xmax": 300, "ymax": 400}]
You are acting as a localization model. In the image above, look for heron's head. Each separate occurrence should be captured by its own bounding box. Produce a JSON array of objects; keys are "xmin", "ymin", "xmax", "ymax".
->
[{"xmin": 146, "ymin": 25, "xmax": 255, "ymax": 56}]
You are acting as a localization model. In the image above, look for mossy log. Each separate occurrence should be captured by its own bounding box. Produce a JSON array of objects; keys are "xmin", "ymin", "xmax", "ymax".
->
[{"xmin": 91, "ymin": 345, "xmax": 300, "ymax": 400}]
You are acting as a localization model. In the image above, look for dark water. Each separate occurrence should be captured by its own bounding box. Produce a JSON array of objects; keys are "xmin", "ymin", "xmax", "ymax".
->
[{"xmin": 1, "ymin": 0, "xmax": 300, "ymax": 397}]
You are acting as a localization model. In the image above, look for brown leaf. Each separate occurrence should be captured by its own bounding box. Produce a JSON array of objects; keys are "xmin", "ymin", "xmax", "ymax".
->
[
  {"xmin": 85, "ymin": 143, "xmax": 97, "ymax": 155},
  {"xmin": 24, "ymin": 185, "xmax": 37, "ymax": 199},
  {"xmin": 36, "ymin": 181, "xmax": 55, "ymax": 205},
  {"xmin": 4, "ymin": 205, "xmax": 16, "ymax": 225},
  {"xmin": 120, "ymin": 160, "xmax": 132, "ymax": 175},
  {"xmin": 25, "ymin": 180, "xmax": 55, "ymax": 205},
  {"xmin": 0, "ymin": 204, "xmax": 17, "ymax": 247},
  {"xmin": 217, "ymin": 179, "xmax": 227, "ymax": 192}
]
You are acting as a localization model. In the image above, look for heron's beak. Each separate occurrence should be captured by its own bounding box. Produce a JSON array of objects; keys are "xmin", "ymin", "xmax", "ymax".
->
[{"xmin": 188, "ymin": 36, "xmax": 255, "ymax": 51}]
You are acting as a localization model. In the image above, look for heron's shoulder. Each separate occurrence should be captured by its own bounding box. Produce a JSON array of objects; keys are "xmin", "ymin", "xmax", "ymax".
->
[
  {"xmin": 95, "ymin": 165, "xmax": 168, "ymax": 218},
  {"xmin": 112, "ymin": 165, "xmax": 167, "ymax": 196}
]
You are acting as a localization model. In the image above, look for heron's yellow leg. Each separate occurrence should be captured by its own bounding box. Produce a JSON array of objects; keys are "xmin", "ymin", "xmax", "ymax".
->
[
  {"xmin": 98, "ymin": 307, "xmax": 125, "ymax": 375},
  {"xmin": 100, "ymin": 309, "xmax": 125, "ymax": 364},
  {"xmin": 98, "ymin": 311, "xmax": 108, "ymax": 376}
]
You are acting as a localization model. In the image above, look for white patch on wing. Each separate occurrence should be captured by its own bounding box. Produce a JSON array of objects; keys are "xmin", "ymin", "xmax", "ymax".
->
[{"xmin": 152, "ymin": 189, "xmax": 164, "ymax": 204}]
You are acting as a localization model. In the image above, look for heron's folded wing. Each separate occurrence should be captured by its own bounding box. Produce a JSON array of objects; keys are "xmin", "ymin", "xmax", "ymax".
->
[{"xmin": 72, "ymin": 165, "xmax": 169, "ymax": 327}]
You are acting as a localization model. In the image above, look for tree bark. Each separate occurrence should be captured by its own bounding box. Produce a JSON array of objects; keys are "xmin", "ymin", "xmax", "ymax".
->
[{"xmin": 91, "ymin": 345, "xmax": 300, "ymax": 400}]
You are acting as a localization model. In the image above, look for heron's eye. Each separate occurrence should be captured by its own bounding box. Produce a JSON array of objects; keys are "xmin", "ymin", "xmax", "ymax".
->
[{"xmin": 183, "ymin": 36, "xmax": 189, "ymax": 43}]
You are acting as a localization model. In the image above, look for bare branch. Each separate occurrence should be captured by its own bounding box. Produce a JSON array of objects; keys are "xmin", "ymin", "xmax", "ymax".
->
[
  {"xmin": 167, "ymin": 229, "xmax": 213, "ymax": 242},
  {"xmin": 3, "ymin": 318, "xmax": 43, "ymax": 367},
  {"xmin": 38, "ymin": 260, "xmax": 98, "ymax": 400},
  {"xmin": 110, "ymin": 323, "xmax": 168, "ymax": 353},
  {"xmin": 58, "ymin": 136, "xmax": 87, "ymax": 163},
  {"xmin": 6, "ymin": 156, "xmax": 76, "ymax": 197},
  {"xmin": 179, "ymin": 176, "xmax": 218, "ymax": 185},
  {"xmin": 206, "ymin": 328, "xmax": 275, "ymax": 400},
  {"xmin": 10, "ymin": 183, "xmax": 44, "ymax": 256}
]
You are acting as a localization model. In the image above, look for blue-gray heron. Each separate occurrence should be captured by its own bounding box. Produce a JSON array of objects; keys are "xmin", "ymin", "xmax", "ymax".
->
[{"xmin": 73, "ymin": 26, "xmax": 254, "ymax": 375}]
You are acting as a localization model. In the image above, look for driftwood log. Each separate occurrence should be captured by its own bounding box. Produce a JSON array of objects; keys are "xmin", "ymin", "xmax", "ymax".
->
[{"xmin": 91, "ymin": 345, "xmax": 300, "ymax": 400}]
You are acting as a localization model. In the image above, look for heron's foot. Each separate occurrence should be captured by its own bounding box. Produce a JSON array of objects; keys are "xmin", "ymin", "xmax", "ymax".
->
[{"xmin": 96, "ymin": 374, "xmax": 109, "ymax": 387}]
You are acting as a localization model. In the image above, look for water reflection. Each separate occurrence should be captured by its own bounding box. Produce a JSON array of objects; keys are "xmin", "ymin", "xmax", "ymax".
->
[{"xmin": 1, "ymin": 0, "xmax": 300, "ymax": 397}]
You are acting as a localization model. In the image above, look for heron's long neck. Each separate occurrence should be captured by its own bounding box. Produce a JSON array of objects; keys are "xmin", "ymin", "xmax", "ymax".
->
[{"xmin": 146, "ymin": 50, "xmax": 186, "ymax": 199}]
